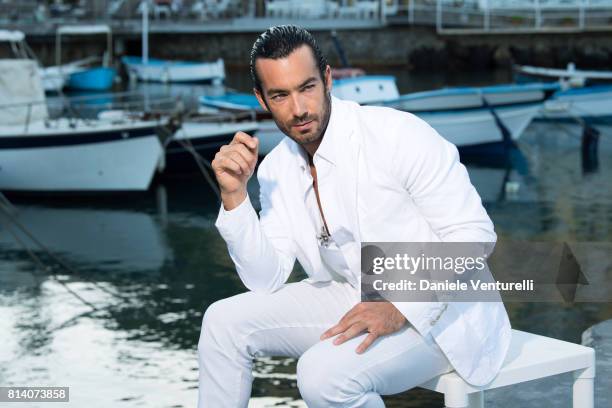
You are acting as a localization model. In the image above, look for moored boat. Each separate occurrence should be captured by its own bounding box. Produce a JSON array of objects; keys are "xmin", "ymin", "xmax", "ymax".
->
[
  {"xmin": 121, "ymin": 1, "xmax": 225, "ymax": 84},
  {"xmin": 0, "ymin": 60, "xmax": 164, "ymax": 192},
  {"xmin": 56, "ymin": 25, "xmax": 117, "ymax": 91},
  {"xmin": 123, "ymin": 57, "xmax": 225, "ymax": 84}
]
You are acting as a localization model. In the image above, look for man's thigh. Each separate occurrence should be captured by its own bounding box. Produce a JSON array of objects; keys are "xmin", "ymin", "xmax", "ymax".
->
[
  {"xmin": 297, "ymin": 324, "xmax": 454, "ymax": 396},
  {"xmin": 201, "ymin": 279, "xmax": 359, "ymax": 358}
]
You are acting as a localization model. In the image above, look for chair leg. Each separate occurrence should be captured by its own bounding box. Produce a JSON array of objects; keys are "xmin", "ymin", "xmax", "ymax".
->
[
  {"xmin": 468, "ymin": 391, "xmax": 484, "ymax": 408},
  {"xmin": 444, "ymin": 391, "xmax": 468, "ymax": 408},
  {"xmin": 573, "ymin": 367, "xmax": 595, "ymax": 408}
]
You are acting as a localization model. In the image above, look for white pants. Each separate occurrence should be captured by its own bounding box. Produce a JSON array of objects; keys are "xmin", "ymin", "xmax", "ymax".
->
[{"xmin": 197, "ymin": 279, "xmax": 454, "ymax": 407}]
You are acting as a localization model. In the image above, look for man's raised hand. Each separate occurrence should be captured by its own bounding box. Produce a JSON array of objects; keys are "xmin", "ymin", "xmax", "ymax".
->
[{"xmin": 211, "ymin": 131, "xmax": 259, "ymax": 210}]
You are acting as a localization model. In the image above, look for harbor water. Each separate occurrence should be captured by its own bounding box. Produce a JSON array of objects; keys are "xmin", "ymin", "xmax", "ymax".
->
[{"xmin": 1, "ymin": 67, "xmax": 611, "ymax": 407}]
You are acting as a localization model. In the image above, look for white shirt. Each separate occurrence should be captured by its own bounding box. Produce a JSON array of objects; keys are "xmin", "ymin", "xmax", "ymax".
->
[{"xmin": 215, "ymin": 95, "xmax": 512, "ymax": 386}]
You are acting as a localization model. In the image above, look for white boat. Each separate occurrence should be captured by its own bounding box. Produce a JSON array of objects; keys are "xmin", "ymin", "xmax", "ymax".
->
[
  {"xmin": 123, "ymin": 57, "xmax": 225, "ymax": 84},
  {"xmin": 538, "ymin": 85, "xmax": 612, "ymax": 121},
  {"xmin": 515, "ymin": 63, "xmax": 612, "ymax": 85},
  {"xmin": 0, "ymin": 59, "xmax": 164, "ymax": 192},
  {"xmin": 122, "ymin": 1, "xmax": 225, "ymax": 84}
]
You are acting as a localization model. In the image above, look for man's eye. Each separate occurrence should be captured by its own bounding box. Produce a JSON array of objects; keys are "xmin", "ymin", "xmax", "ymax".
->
[
  {"xmin": 304, "ymin": 84, "xmax": 315, "ymax": 90},
  {"xmin": 272, "ymin": 94, "xmax": 286, "ymax": 101}
]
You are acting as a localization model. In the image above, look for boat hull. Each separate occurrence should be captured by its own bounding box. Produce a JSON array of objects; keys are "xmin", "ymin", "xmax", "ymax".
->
[
  {"xmin": 0, "ymin": 123, "xmax": 163, "ymax": 191},
  {"xmin": 384, "ymin": 83, "xmax": 557, "ymax": 112},
  {"xmin": 123, "ymin": 57, "xmax": 225, "ymax": 84},
  {"xmin": 67, "ymin": 67, "xmax": 116, "ymax": 91},
  {"xmin": 417, "ymin": 104, "xmax": 541, "ymax": 149}
]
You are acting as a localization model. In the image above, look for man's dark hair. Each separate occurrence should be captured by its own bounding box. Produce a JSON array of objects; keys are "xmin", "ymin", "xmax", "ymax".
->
[{"xmin": 250, "ymin": 25, "xmax": 328, "ymax": 95}]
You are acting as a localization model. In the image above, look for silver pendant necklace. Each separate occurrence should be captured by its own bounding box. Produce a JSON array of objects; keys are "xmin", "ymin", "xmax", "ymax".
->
[{"xmin": 317, "ymin": 224, "xmax": 331, "ymax": 247}]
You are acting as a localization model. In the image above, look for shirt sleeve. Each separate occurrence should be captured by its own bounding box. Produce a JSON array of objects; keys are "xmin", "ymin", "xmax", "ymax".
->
[{"xmin": 214, "ymin": 159, "xmax": 296, "ymax": 293}]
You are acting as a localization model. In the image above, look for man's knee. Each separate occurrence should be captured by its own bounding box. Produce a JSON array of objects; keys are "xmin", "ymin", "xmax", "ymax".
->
[
  {"xmin": 297, "ymin": 345, "xmax": 364, "ymax": 407},
  {"xmin": 198, "ymin": 297, "xmax": 244, "ymax": 353},
  {"xmin": 198, "ymin": 292, "xmax": 269, "ymax": 358}
]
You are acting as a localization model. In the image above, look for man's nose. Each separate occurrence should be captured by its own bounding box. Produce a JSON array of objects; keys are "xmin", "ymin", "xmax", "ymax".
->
[{"xmin": 289, "ymin": 94, "xmax": 307, "ymax": 119}]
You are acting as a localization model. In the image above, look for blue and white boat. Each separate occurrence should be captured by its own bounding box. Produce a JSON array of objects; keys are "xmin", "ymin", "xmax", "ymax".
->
[
  {"xmin": 56, "ymin": 25, "xmax": 117, "ymax": 91},
  {"xmin": 201, "ymin": 78, "xmax": 545, "ymax": 155},
  {"xmin": 122, "ymin": 57, "xmax": 225, "ymax": 84},
  {"xmin": 376, "ymin": 82, "xmax": 552, "ymax": 154},
  {"xmin": 122, "ymin": 2, "xmax": 224, "ymax": 84}
]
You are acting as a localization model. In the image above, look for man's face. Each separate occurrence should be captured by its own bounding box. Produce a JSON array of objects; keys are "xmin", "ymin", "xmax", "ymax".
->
[{"xmin": 254, "ymin": 45, "xmax": 332, "ymax": 148}]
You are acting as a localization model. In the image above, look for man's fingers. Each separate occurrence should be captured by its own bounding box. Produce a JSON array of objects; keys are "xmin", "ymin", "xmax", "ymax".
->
[
  {"xmin": 225, "ymin": 152, "xmax": 250, "ymax": 175},
  {"xmin": 216, "ymin": 155, "xmax": 243, "ymax": 175},
  {"xmin": 355, "ymin": 332, "xmax": 378, "ymax": 354},
  {"xmin": 320, "ymin": 321, "xmax": 350, "ymax": 340},
  {"xmin": 225, "ymin": 143, "xmax": 257, "ymax": 171},
  {"xmin": 231, "ymin": 131, "xmax": 258, "ymax": 152},
  {"xmin": 332, "ymin": 322, "xmax": 368, "ymax": 346},
  {"xmin": 320, "ymin": 304, "xmax": 364, "ymax": 340}
]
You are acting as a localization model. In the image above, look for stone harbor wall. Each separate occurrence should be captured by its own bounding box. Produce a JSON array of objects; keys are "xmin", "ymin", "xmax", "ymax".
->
[{"xmin": 4, "ymin": 26, "xmax": 612, "ymax": 72}]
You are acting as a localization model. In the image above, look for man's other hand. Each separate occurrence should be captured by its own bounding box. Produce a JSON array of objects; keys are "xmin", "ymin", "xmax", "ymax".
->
[{"xmin": 320, "ymin": 302, "xmax": 407, "ymax": 354}]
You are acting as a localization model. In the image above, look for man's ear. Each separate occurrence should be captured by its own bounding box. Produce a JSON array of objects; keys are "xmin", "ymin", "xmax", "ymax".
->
[
  {"xmin": 324, "ymin": 65, "xmax": 332, "ymax": 93},
  {"xmin": 253, "ymin": 88, "xmax": 270, "ymax": 112}
]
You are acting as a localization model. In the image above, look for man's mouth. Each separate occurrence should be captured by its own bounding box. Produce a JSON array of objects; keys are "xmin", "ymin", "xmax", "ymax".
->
[{"xmin": 293, "ymin": 120, "xmax": 314, "ymax": 129}]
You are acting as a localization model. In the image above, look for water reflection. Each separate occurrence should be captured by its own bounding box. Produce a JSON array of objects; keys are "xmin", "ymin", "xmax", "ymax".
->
[{"xmin": 0, "ymin": 206, "xmax": 170, "ymax": 273}]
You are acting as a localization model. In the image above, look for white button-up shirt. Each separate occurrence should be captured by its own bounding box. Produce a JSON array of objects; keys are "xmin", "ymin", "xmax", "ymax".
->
[{"xmin": 215, "ymin": 95, "xmax": 512, "ymax": 386}]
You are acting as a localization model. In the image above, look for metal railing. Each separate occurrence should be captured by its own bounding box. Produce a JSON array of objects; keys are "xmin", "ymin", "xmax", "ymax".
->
[
  {"xmin": 7, "ymin": 1, "xmax": 378, "ymax": 26},
  {"xmin": 414, "ymin": 0, "xmax": 612, "ymax": 34},
  {"xmin": 1, "ymin": 0, "xmax": 612, "ymax": 33}
]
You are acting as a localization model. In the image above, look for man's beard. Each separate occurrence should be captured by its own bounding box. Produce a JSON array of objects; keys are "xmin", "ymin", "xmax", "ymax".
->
[{"xmin": 274, "ymin": 90, "xmax": 332, "ymax": 146}]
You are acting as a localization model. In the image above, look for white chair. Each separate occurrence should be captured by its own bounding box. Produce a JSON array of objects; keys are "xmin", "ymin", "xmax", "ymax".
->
[{"xmin": 419, "ymin": 329, "xmax": 596, "ymax": 408}]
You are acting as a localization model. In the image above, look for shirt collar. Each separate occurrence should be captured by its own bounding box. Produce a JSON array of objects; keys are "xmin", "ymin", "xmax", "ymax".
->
[{"xmin": 296, "ymin": 95, "xmax": 344, "ymax": 170}]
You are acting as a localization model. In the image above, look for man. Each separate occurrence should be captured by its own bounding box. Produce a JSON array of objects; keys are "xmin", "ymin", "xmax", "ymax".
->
[{"xmin": 199, "ymin": 25, "xmax": 511, "ymax": 407}]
